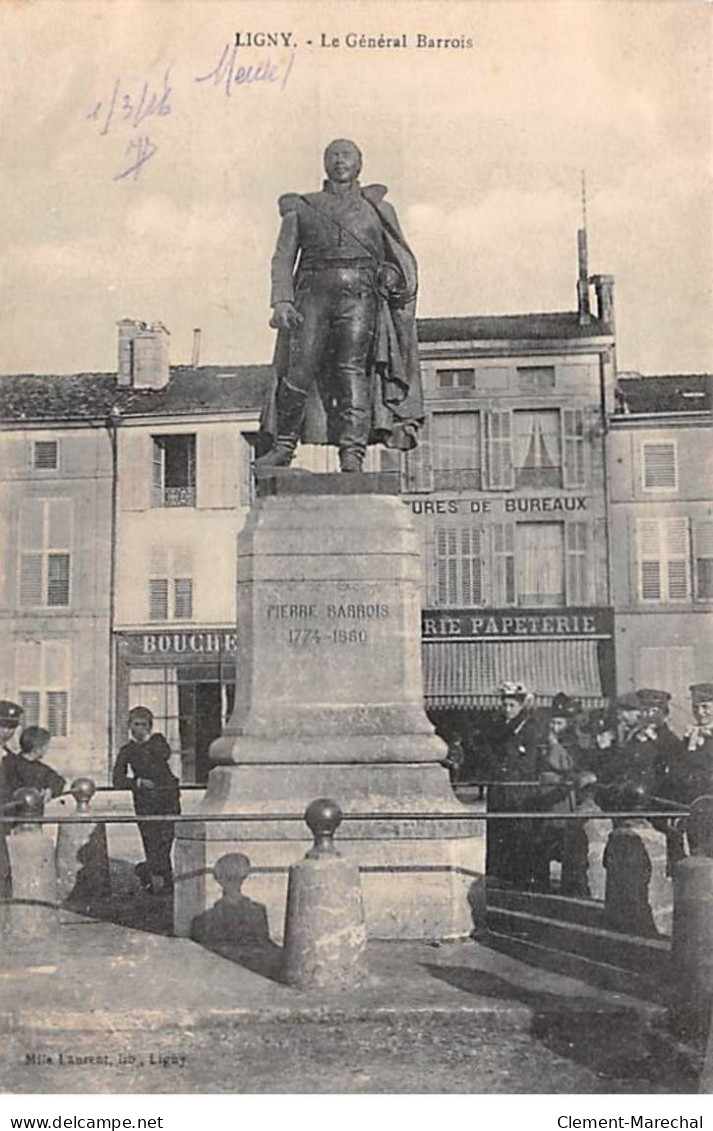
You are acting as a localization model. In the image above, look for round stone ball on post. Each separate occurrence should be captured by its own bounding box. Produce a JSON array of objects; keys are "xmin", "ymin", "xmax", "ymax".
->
[
  {"xmin": 282, "ymin": 798, "xmax": 367, "ymax": 991},
  {"xmin": 56, "ymin": 777, "xmax": 111, "ymax": 906}
]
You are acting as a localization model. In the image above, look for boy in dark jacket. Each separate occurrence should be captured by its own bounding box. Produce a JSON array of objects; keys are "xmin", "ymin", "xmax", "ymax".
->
[
  {"xmin": 112, "ymin": 706, "xmax": 180, "ymax": 894},
  {"xmin": 4, "ymin": 726, "xmax": 66, "ymax": 806}
]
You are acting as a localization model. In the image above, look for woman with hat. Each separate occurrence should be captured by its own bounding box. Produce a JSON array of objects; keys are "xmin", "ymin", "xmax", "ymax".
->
[{"xmin": 485, "ymin": 681, "xmax": 540, "ymax": 889}]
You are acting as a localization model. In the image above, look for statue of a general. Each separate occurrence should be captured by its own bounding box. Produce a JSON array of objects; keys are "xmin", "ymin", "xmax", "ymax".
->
[{"xmin": 257, "ymin": 139, "xmax": 424, "ymax": 472}]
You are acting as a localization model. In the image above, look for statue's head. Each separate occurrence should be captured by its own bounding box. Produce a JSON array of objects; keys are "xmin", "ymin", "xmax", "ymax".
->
[{"xmin": 324, "ymin": 138, "xmax": 362, "ymax": 184}]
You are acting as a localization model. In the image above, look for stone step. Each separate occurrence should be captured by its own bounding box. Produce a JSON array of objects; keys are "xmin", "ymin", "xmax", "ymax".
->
[
  {"xmin": 487, "ymin": 887, "xmax": 608, "ymax": 930},
  {"xmin": 485, "ymin": 905, "xmax": 671, "ymax": 980},
  {"xmin": 483, "ymin": 930, "xmax": 669, "ymax": 1004}
]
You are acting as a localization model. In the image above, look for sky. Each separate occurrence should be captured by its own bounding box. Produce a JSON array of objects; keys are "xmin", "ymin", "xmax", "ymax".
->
[{"xmin": 0, "ymin": 0, "xmax": 710, "ymax": 377}]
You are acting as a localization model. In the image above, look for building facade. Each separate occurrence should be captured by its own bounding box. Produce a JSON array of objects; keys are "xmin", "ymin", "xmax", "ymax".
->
[
  {"xmin": 608, "ymin": 374, "xmax": 713, "ymax": 733},
  {"xmin": 0, "ymin": 398, "xmax": 114, "ymax": 782}
]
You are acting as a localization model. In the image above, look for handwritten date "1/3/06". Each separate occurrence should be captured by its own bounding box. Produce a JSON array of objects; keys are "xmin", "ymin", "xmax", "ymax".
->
[{"xmin": 287, "ymin": 629, "xmax": 368, "ymax": 646}]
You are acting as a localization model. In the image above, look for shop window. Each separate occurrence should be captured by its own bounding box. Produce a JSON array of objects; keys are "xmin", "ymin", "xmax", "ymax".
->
[
  {"xmin": 16, "ymin": 640, "xmax": 70, "ymax": 737},
  {"xmin": 642, "ymin": 441, "xmax": 677, "ymax": 491},
  {"xmin": 516, "ymin": 522, "xmax": 565, "ymax": 607},
  {"xmin": 432, "ymin": 525, "xmax": 486, "ymax": 607},
  {"xmin": 694, "ymin": 519, "xmax": 713, "ymax": 600},
  {"xmin": 431, "ymin": 412, "xmax": 481, "ymax": 490},
  {"xmin": 516, "ymin": 366, "xmax": 555, "ymax": 391},
  {"xmin": 19, "ymin": 498, "xmax": 72, "ymax": 608},
  {"xmin": 436, "ymin": 368, "xmax": 475, "ymax": 389},
  {"xmin": 513, "ymin": 410, "xmax": 562, "ymax": 489},
  {"xmin": 636, "ymin": 517, "xmax": 690, "ymax": 602},
  {"xmin": 152, "ymin": 434, "xmax": 196, "ymax": 507},
  {"xmin": 33, "ymin": 440, "xmax": 59, "ymax": 470}
]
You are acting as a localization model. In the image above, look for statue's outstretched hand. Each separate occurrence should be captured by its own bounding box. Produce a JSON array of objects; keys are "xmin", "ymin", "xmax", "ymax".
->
[{"xmin": 270, "ymin": 302, "xmax": 303, "ymax": 331}]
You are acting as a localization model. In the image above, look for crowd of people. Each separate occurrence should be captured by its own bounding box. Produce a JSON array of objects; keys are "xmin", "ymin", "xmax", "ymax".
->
[{"xmin": 444, "ymin": 681, "xmax": 713, "ymax": 893}]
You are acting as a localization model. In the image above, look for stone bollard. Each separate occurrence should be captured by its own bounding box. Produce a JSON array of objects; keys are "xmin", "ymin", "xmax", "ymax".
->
[
  {"xmin": 4, "ymin": 788, "xmax": 59, "ymax": 943},
  {"xmin": 672, "ymin": 798, "xmax": 713, "ymax": 1015},
  {"xmin": 55, "ymin": 778, "xmax": 111, "ymax": 908},
  {"xmin": 603, "ymin": 818, "xmax": 672, "ymax": 936},
  {"xmin": 282, "ymin": 798, "xmax": 367, "ymax": 991}
]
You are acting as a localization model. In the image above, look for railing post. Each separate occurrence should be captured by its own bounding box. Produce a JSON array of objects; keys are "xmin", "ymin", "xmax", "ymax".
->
[
  {"xmin": 55, "ymin": 778, "xmax": 111, "ymax": 908},
  {"xmin": 4, "ymin": 788, "xmax": 58, "ymax": 942},
  {"xmin": 672, "ymin": 798, "xmax": 713, "ymax": 1036},
  {"xmin": 282, "ymin": 798, "xmax": 367, "ymax": 990}
]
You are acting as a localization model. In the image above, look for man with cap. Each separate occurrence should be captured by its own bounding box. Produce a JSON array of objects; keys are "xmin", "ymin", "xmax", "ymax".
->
[
  {"xmin": 0, "ymin": 701, "xmax": 24, "ymax": 898},
  {"xmin": 112, "ymin": 706, "xmax": 181, "ymax": 895},
  {"xmin": 485, "ymin": 681, "xmax": 540, "ymax": 889},
  {"xmin": 636, "ymin": 688, "xmax": 683, "ymax": 779},
  {"xmin": 532, "ymin": 693, "xmax": 583, "ymax": 891},
  {"xmin": 597, "ymin": 691, "xmax": 669, "ymax": 811},
  {"xmin": 668, "ymin": 683, "xmax": 713, "ymax": 809}
]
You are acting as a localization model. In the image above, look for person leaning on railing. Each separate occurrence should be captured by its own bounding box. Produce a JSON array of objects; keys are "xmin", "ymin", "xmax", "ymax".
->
[{"xmin": 112, "ymin": 705, "xmax": 181, "ymax": 896}]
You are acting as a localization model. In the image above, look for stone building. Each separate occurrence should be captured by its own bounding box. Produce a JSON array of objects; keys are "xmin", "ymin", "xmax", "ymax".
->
[{"xmin": 608, "ymin": 373, "xmax": 713, "ymax": 733}]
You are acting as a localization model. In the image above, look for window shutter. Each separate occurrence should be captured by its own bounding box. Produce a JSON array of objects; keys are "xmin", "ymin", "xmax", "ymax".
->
[
  {"xmin": 643, "ymin": 442, "xmax": 677, "ymax": 489},
  {"xmin": 637, "ymin": 519, "xmax": 662, "ymax": 600},
  {"xmin": 17, "ymin": 691, "xmax": 40, "ymax": 727},
  {"xmin": 434, "ymin": 526, "xmax": 449, "ymax": 605},
  {"xmin": 403, "ymin": 419, "xmax": 432, "ymax": 492},
  {"xmin": 34, "ymin": 440, "xmax": 58, "ymax": 470},
  {"xmin": 174, "ymin": 578, "xmax": 193, "ymax": 619},
  {"xmin": 562, "ymin": 408, "xmax": 586, "ymax": 487},
  {"xmin": 566, "ymin": 521, "xmax": 590, "ymax": 603},
  {"xmin": 492, "ymin": 522, "xmax": 516, "ymax": 605},
  {"xmin": 48, "ymin": 499, "xmax": 72, "ymax": 549},
  {"xmin": 694, "ymin": 518, "xmax": 713, "ymax": 599},
  {"xmin": 665, "ymin": 517, "xmax": 690, "ymax": 600},
  {"xmin": 460, "ymin": 526, "xmax": 484, "ymax": 606},
  {"xmin": 149, "ymin": 578, "xmax": 169, "ymax": 620},
  {"xmin": 20, "ymin": 499, "xmax": 43, "ymax": 550},
  {"xmin": 47, "ymin": 692, "xmax": 69, "ymax": 737},
  {"xmin": 20, "ymin": 553, "xmax": 43, "ymax": 606},
  {"xmin": 485, "ymin": 410, "xmax": 514, "ymax": 489},
  {"xmin": 198, "ymin": 429, "xmax": 238, "ymax": 509},
  {"xmin": 123, "ymin": 431, "xmax": 151, "ymax": 510},
  {"xmin": 16, "ymin": 640, "xmax": 42, "ymax": 688},
  {"xmin": 47, "ymin": 553, "xmax": 70, "ymax": 606}
]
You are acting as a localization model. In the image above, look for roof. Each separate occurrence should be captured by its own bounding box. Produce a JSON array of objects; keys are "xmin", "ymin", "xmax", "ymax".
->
[
  {"xmin": 417, "ymin": 311, "xmax": 613, "ymax": 343},
  {"xmin": 615, "ymin": 373, "xmax": 712, "ymax": 415},
  {"xmin": 0, "ymin": 365, "xmax": 274, "ymax": 423}
]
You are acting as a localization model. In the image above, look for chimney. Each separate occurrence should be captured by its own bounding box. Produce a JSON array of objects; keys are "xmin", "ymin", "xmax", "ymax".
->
[
  {"xmin": 191, "ymin": 328, "xmax": 201, "ymax": 368},
  {"xmin": 591, "ymin": 275, "xmax": 615, "ymax": 330},
  {"xmin": 116, "ymin": 319, "xmax": 170, "ymax": 389},
  {"xmin": 576, "ymin": 229, "xmax": 591, "ymax": 325}
]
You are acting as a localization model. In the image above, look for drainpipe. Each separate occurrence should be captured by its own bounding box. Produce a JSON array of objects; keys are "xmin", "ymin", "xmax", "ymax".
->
[{"xmin": 104, "ymin": 406, "xmax": 120, "ymax": 783}]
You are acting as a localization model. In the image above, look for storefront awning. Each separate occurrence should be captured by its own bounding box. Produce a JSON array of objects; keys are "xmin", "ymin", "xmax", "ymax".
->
[{"xmin": 423, "ymin": 638, "xmax": 604, "ymax": 708}]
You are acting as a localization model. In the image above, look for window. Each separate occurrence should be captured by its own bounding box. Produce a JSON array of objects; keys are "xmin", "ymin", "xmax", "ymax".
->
[
  {"xmin": 642, "ymin": 442, "xmax": 677, "ymax": 491},
  {"xmin": 516, "ymin": 522, "xmax": 566, "ymax": 606},
  {"xmin": 436, "ymin": 368, "xmax": 475, "ymax": 389},
  {"xmin": 16, "ymin": 640, "xmax": 70, "ymax": 737},
  {"xmin": 517, "ymin": 366, "xmax": 555, "ymax": 391},
  {"xmin": 694, "ymin": 519, "xmax": 713, "ymax": 600},
  {"xmin": 148, "ymin": 546, "xmax": 194, "ymax": 621},
  {"xmin": 33, "ymin": 440, "xmax": 59, "ymax": 470},
  {"xmin": 152, "ymin": 435, "xmax": 196, "ymax": 507},
  {"xmin": 19, "ymin": 499, "xmax": 72, "ymax": 608},
  {"xmin": 431, "ymin": 412, "xmax": 481, "ymax": 489},
  {"xmin": 432, "ymin": 525, "xmax": 486, "ymax": 606},
  {"xmin": 514, "ymin": 410, "xmax": 562, "ymax": 488},
  {"xmin": 636, "ymin": 517, "xmax": 690, "ymax": 602},
  {"xmin": 484, "ymin": 410, "xmax": 514, "ymax": 489}
]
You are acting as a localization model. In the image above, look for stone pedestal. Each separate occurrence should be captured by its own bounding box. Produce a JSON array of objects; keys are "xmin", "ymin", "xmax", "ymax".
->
[
  {"xmin": 4, "ymin": 828, "xmax": 58, "ymax": 941},
  {"xmin": 175, "ymin": 472, "xmax": 484, "ymax": 941}
]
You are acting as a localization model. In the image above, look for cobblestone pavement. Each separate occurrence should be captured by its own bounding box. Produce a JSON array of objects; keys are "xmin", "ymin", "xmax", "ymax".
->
[{"xmin": 2, "ymin": 1015, "xmax": 698, "ymax": 1094}]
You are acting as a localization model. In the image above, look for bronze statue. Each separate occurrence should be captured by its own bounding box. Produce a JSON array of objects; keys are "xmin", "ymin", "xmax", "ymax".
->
[{"xmin": 257, "ymin": 139, "xmax": 424, "ymax": 472}]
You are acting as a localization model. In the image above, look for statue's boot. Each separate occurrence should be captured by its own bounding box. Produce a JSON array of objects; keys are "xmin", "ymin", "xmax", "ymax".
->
[
  {"xmin": 338, "ymin": 373, "xmax": 370, "ymax": 473},
  {"xmin": 255, "ymin": 383, "xmax": 307, "ymax": 468}
]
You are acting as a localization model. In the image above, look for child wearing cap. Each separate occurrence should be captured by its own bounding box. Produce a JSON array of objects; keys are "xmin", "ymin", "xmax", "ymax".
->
[
  {"xmin": 112, "ymin": 706, "xmax": 181, "ymax": 894},
  {"xmin": 3, "ymin": 726, "xmax": 66, "ymax": 805},
  {"xmin": 0, "ymin": 700, "xmax": 24, "ymax": 898}
]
